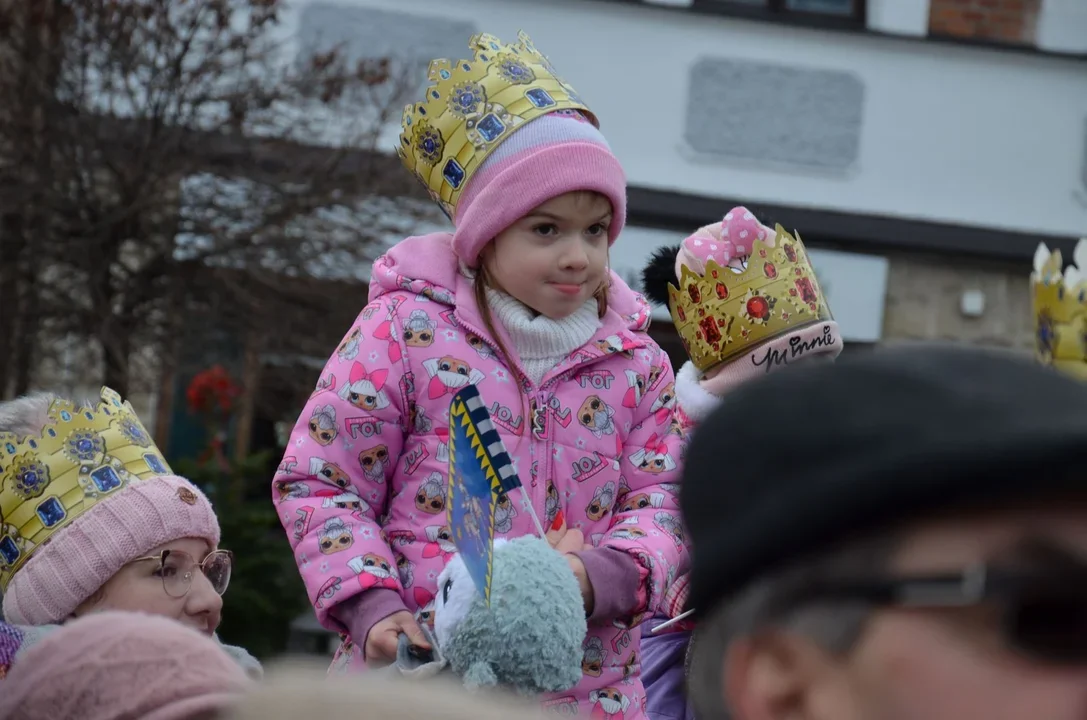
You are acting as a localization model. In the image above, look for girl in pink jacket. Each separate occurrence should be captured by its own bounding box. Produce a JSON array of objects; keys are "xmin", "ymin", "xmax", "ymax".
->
[{"xmin": 272, "ymin": 31, "xmax": 687, "ymax": 719}]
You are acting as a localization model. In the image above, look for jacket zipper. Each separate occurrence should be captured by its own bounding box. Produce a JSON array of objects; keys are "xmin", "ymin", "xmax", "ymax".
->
[
  {"xmin": 449, "ymin": 313, "xmax": 583, "ymax": 524},
  {"xmin": 448, "ymin": 313, "xmax": 542, "ymax": 518},
  {"xmin": 449, "ymin": 311, "xmax": 645, "ymax": 535}
]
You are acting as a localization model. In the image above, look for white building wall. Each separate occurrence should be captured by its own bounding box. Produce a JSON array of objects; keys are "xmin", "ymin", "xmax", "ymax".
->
[{"xmin": 280, "ymin": 0, "xmax": 1087, "ymax": 241}]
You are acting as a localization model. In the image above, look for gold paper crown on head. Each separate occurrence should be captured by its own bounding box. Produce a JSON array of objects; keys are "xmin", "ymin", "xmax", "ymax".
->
[
  {"xmin": 0, "ymin": 387, "xmax": 172, "ymax": 591},
  {"xmin": 397, "ymin": 30, "xmax": 595, "ymax": 220},
  {"xmin": 668, "ymin": 225, "xmax": 833, "ymax": 373},
  {"xmin": 1032, "ymin": 239, "xmax": 1087, "ymax": 380}
]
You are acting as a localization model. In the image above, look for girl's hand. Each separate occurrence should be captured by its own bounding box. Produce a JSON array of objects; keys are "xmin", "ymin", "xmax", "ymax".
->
[
  {"xmin": 566, "ymin": 554, "xmax": 594, "ymax": 616},
  {"xmin": 365, "ymin": 610, "xmax": 430, "ymax": 666},
  {"xmin": 545, "ymin": 510, "xmax": 569, "ymax": 548},
  {"xmin": 553, "ymin": 526, "xmax": 587, "ymax": 555},
  {"xmin": 546, "ymin": 511, "xmax": 592, "ymax": 553},
  {"xmin": 546, "ymin": 511, "xmax": 594, "ymax": 614}
]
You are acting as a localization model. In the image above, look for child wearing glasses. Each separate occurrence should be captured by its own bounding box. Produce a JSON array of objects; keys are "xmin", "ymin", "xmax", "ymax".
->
[{"xmin": 0, "ymin": 388, "xmax": 260, "ymax": 681}]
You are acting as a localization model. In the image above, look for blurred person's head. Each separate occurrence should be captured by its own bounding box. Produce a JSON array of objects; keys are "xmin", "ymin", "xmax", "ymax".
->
[
  {"xmin": 226, "ymin": 661, "xmax": 548, "ymax": 720},
  {"xmin": 682, "ymin": 346, "xmax": 1087, "ymax": 720},
  {"xmin": 0, "ymin": 389, "xmax": 227, "ymax": 634},
  {"xmin": 0, "ymin": 610, "xmax": 251, "ymax": 719}
]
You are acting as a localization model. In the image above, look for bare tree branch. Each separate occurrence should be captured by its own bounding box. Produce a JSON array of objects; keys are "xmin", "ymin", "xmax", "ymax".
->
[{"xmin": 0, "ymin": 0, "xmax": 438, "ymax": 398}]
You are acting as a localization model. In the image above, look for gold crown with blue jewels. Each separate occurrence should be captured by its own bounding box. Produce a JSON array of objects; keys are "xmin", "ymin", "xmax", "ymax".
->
[
  {"xmin": 397, "ymin": 30, "xmax": 596, "ymax": 220},
  {"xmin": 1032, "ymin": 239, "xmax": 1087, "ymax": 380},
  {"xmin": 0, "ymin": 387, "xmax": 173, "ymax": 591}
]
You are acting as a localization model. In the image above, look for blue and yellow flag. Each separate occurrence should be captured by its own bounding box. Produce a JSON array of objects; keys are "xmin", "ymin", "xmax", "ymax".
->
[{"xmin": 446, "ymin": 384, "xmax": 523, "ymax": 605}]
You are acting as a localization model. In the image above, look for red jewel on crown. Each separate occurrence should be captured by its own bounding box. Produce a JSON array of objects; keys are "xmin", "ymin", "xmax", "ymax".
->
[
  {"xmin": 796, "ymin": 278, "xmax": 817, "ymax": 304},
  {"xmin": 746, "ymin": 296, "xmax": 770, "ymax": 322},
  {"xmin": 700, "ymin": 316, "xmax": 721, "ymax": 345}
]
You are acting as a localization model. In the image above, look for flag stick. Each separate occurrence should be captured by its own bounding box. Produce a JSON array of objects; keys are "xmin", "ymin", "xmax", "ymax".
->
[
  {"xmin": 519, "ymin": 489, "xmax": 548, "ymax": 539},
  {"xmin": 648, "ymin": 608, "xmax": 695, "ymax": 633}
]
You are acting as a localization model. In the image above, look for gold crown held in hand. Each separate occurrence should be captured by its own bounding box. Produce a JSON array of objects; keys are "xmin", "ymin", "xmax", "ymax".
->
[
  {"xmin": 0, "ymin": 387, "xmax": 172, "ymax": 591},
  {"xmin": 397, "ymin": 31, "xmax": 595, "ymax": 220},
  {"xmin": 1032, "ymin": 240, "xmax": 1087, "ymax": 380},
  {"xmin": 668, "ymin": 225, "xmax": 833, "ymax": 373}
]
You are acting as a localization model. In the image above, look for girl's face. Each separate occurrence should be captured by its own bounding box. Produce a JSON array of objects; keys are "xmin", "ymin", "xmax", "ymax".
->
[
  {"xmin": 486, "ymin": 191, "xmax": 612, "ymax": 320},
  {"xmin": 73, "ymin": 537, "xmax": 225, "ymax": 636}
]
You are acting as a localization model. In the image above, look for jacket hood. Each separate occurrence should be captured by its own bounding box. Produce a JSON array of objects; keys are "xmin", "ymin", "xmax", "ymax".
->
[{"xmin": 369, "ymin": 232, "xmax": 653, "ymax": 335}]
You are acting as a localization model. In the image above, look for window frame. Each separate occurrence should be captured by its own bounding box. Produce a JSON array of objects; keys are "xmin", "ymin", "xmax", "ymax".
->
[{"xmin": 688, "ymin": 0, "xmax": 867, "ymax": 30}]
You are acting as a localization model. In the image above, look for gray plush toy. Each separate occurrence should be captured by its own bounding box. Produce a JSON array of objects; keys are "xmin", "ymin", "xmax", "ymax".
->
[{"xmin": 392, "ymin": 535, "xmax": 587, "ymax": 696}]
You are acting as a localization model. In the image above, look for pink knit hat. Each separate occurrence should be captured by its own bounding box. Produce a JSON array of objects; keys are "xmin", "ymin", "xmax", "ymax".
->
[
  {"xmin": 3, "ymin": 475, "xmax": 220, "ymax": 625},
  {"xmin": 0, "ymin": 611, "xmax": 251, "ymax": 720},
  {"xmin": 452, "ymin": 111, "xmax": 627, "ymax": 268}
]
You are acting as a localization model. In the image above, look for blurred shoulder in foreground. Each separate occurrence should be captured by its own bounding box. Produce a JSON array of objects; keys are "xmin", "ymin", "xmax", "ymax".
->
[{"xmin": 225, "ymin": 658, "xmax": 548, "ymax": 720}]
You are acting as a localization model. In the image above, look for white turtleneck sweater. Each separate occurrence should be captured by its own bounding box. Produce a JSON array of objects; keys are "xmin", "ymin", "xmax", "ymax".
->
[{"xmin": 484, "ymin": 287, "xmax": 601, "ymax": 386}]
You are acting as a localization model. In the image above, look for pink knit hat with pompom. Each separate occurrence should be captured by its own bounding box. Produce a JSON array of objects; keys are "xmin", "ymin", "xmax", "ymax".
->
[{"xmin": 0, "ymin": 611, "xmax": 252, "ymax": 720}]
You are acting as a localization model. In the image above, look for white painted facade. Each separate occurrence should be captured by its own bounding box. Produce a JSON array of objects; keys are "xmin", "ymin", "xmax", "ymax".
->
[
  {"xmin": 279, "ymin": 0, "xmax": 1087, "ymax": 240},
  {"xmin": 271, "ymin": 0, "xmax": 1087, "ymax": 345},
  {"xmin": 1037, "ymin": 0, "xmax": 1087, "ymax": 55}
]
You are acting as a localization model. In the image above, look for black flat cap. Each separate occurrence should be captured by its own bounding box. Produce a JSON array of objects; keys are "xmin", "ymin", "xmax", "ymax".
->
[{"xmin": 682, "ymin": 345, "xmax": 1087, "ymax": 616}]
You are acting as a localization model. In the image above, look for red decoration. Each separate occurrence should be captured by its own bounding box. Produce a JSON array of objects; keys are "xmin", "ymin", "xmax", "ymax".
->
[
  {"xmin": 715, "ymin": 282, "xmax": 728, "ymax": 300},
  {"xmin": 186, "ymin": 365, "xmax": 241, "ymax": 472},
  {"xmin": 746, "ymin": 296, "xmax": 770, "ymax": 321},
  {"xmin": 783, "ymin": 244, "xmax": 797, "ymax": 263},
  {"xmin": 699, "ymin": 316, "xmax": 721, "ymax": 345},
  {"xmin": 687, "ymin": 284, "xmax": 701, "ymax": 303},
  {"xmin": 796, "ymin": 278, "xmax": 817, "ymax": 305},
  {"xmin": 186, "ymin": 365, "xmax": 240, "ymax": 415},
  {"xmin": 764, "ymin": 262, "xmax": 777, "ymax": 279}
]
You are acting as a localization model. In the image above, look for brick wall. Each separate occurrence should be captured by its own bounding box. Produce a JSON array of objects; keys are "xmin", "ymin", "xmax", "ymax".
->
[{"xmin": 929, "ymin": 0, "xmax": 1043, "ymax": 44}]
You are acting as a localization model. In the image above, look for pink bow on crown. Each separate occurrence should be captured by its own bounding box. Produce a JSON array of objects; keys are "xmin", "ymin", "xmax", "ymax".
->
[{"xmin": 682, "ymin": 206, "xmax": 769, "ymax": 267}]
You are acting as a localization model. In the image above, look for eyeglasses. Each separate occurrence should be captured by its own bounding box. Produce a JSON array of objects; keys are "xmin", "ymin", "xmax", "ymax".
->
[
  {"xmin": 132, "ymin": 549, "xmax": 233, "ymax": 599},
  {"xmin": 777, "ymin": 563, "xmax": 1087, "ymax": 665}
]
